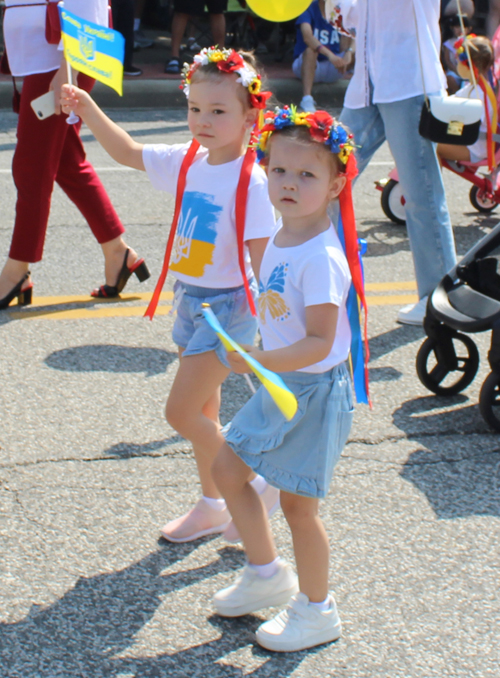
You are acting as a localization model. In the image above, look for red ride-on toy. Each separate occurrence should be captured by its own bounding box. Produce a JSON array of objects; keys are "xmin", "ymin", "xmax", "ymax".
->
[{"xmin": 375, "ymin": 148, "xmax": 500, "ymax": 225}]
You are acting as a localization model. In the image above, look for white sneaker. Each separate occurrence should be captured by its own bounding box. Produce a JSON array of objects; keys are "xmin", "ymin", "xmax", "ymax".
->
[
  {"xmin": 223, "ymin": 482, "xmax": 280, "ymax": 544},
  {"xmin": 213, "ymin": 561, "xmax": 298, "ymax": 617},
  {"xmin": 299, "ymin": 95, "xmax": 316, "ymax": 113},
  {"xmin": 133, "ymin": 30, "xmax": 154, "ymax": 49},
  {"xmin": 396, "ymin": 295, "xmax": 428, "ymax": 326},
  {"xmin": 160, "ymin": 498, "xmax": 230, "ymax": 543},
  {"xmin": 187, "ymin": 37, "xmax": 201, "ymax": 52},
  {"xmin": 256, "ymin": 592, "xmax": 342, "ymax": 652}
]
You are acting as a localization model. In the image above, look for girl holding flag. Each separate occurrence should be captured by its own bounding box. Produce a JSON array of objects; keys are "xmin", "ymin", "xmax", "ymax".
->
[
  {"xmin": 211, "ymin": 107, "xmax": 367, "ymax": 652},
  {"xmin": 60, "ymin": 47, "xmax": 279, "ymax": 544},
  {"xmin": 437, "ymin": 35, "xmax": 497, "ymax": 168}
]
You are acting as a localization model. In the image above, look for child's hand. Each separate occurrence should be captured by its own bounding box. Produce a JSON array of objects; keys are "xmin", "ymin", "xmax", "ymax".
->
[
  {"xmin": 227, "ymin": 344, "xmax": 260, "ymax": 374},
  {"xmin": 60, "ymin": 84, "xmax": 91, "ymax": 118}
]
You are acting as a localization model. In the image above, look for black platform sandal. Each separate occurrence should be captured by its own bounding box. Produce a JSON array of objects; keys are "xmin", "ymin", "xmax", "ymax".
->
[
  {"xmin": 0, "ymin": 272, "xmax": 33, "ymax": 310},
  {"xmin": 91, "ymin": 249, "xmax": 150, "ymax": 298}
]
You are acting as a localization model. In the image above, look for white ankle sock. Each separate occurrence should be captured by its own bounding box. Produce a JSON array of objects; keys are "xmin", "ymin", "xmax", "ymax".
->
[
  {"xmin": 249, "ymin": 557, "xmax": 280, "ymax": 579},
  {"xmin": 202, "ymin": 496, "xmax": 227, "ymax": 511},
  {"xmin": 310, "ymin": 595, "xmax": 331, "ymax": 612},
  {"xmin": 250, "ymin": 475, "xmax": 267, "ymax": 495},
  {"xmin": 134, "ymin": 18, "xmax": 141, "ymax": 31}
]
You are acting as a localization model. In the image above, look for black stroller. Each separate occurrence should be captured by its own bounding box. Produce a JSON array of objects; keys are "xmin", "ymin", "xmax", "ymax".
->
[{"xmin": 416, "ymin": 223, "xmax": 500, "ymax": 431}]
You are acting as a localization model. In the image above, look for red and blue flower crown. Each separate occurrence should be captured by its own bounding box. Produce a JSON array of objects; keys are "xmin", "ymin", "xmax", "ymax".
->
[{"xmin": 256, "ymin": 106, "xmax": 356, "ymax": 167}]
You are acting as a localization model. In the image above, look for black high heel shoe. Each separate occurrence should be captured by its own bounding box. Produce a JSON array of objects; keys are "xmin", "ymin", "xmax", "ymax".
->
[
  {"xmin": 91, "ymin": 249, "xmax": 150, "ymax": 298},
  {"xmin": 0, "ymin": 272, "xmax": 33, "ymax": 310}
]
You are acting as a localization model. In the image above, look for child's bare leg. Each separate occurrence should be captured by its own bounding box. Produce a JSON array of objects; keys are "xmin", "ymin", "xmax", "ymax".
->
[
  {"xmin": 166, "ymin": 349, "xmax": 230, "ymax": 498},
  {"xmin": 280, "ymin": 491, "xmax": 329, "ymax": 602},
  {"xmin": 212, "ymin": 444, "xmax": 298, "ymax": 617},
  {"xmin": 436, "ymin": 143, "xmax": 471, "ymax": 164},
  {"xmin": 213, "ymin": 443, "xmax": 276, "ymax": 564}
]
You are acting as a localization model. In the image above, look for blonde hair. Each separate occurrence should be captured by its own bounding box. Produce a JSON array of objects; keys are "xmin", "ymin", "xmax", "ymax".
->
[{"xmin": 466, "ymin": 36, "xmax": 495, "ymax": 74}]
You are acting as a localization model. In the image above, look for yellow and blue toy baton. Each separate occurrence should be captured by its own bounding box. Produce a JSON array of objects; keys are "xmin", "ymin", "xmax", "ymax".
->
[{"xmin": 201, "ymin": 304, "xmax": 298, "ymax": 421}]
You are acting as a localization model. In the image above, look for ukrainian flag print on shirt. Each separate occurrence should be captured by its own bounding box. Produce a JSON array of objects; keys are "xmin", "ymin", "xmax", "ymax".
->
[{"xmin": 170, "ymin": 191, "xmax": 222, "ymax": 279}]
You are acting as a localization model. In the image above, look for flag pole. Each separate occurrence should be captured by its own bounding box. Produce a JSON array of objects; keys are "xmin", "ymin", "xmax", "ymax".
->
[{"xmin": 66, "ymin": 58, "xmax": 79, "ymax": 125}]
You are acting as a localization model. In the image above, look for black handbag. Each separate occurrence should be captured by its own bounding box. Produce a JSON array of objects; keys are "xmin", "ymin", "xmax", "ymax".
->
[{"xmin": 419, "ymin": 94, "xmax": 482, "ymax": 145}]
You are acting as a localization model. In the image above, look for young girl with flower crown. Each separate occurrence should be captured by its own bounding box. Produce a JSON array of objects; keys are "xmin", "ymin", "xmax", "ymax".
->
[
  {"xmin": 211, "ymin": 106, "xmax": 363, "ymax": 652},
  {"xmin": 60, "ymin": 48, "xmax": 280, "ymax": 543}
]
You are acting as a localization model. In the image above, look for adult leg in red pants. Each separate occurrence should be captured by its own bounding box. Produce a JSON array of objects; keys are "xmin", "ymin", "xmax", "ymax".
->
[{"xmin": 0, "ymin": 69, "xmax": 148, "ymax": 307}]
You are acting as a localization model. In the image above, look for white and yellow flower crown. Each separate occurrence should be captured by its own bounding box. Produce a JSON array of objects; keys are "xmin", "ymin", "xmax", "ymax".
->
[{"xmin": 181, "ymin": 46, "xmax": 271, "ymax": 110}]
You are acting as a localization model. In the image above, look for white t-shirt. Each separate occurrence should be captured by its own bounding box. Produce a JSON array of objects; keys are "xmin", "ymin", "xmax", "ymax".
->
[
  {"xmin": 258, "ymin": 222, "xmax": 352, "ymax": 374},
  {"xmin": 336, "ymin": 0, "xmax": 446, "ymax": 108},
  {"xmin": 143, "ymin": 142, "xmax": 276, "ymax": 288},
  {"xmin": 455, "ymin": 82, "xmax": 489, "ymax": 161},
  {"xmin": 4, "ymin": 0, "xmax": 108, "ymax": 77}
]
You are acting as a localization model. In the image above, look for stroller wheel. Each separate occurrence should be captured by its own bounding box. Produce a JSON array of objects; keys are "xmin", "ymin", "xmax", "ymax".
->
[
  {"xmin": 416, "ymin": 334, "xmax": 479, "ymax": 396},
  {"xmin": 469, "ymin": 185, "xmax": 498, "ymax": 213},
  {"xmin": 381, "ymin": 179, "xmax": 406, "ymax": 225},
  {"xmin": 479, "ymin": 372, "xmax": 500, "ymax": 432}
]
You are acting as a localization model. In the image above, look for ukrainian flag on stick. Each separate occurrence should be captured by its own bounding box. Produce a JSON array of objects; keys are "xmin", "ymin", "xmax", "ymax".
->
[
  {"xmin": 58, "ymin": 3, "xmax": 125, "ymax": 95},
  {"xmin": 202, "ymin": 305, "xmax": 298, "ymax": 421}
]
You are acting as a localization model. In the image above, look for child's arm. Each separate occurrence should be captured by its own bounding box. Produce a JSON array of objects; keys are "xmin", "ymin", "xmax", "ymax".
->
[
  {"xmin": 228, "ymin": 303, "xmax": 338, "ymax": 373},
  {"xmin": 60, "ymin": 84, "xmax": 145, "ymax": 171},
  {"xmin": 247, "ymin": 237, "xmax": 269, "ymax": 282}
]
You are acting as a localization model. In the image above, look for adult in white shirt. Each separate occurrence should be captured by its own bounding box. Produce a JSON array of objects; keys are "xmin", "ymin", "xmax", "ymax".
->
[
  {"xmin": 336, "ymin": 0, "xmax": 457, "ymax": 325},
  {"xmin": 0, "ymin": 0, "xmax": 148, "ymax": 309}
]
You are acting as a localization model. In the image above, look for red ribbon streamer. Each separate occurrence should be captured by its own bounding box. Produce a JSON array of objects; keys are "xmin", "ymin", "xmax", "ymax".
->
[
  {"xmin": 339, "ymin": 154, "xmax": 371, "ymax": 405},
  {"xmin": 478, "ymin": 76, "xmax": 496, "ymax": 172},
  {"xmin": 235, "ymin": 142, "xmax": 258, "ymax": 317},
  {"xmin": 145, "ymin": 139, "xmax": 201, "ymax": 320}
]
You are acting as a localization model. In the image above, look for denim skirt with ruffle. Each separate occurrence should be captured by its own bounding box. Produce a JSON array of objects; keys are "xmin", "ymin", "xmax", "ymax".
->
[{"xmin": 224, "ymin": 362, "xmax": 354, "ymax": 498}]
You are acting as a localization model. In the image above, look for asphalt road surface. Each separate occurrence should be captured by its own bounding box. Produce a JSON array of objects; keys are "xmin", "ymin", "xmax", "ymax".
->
[{"xmin": 0, "ymin": 108, "xmax": 499, "ymax": 677}]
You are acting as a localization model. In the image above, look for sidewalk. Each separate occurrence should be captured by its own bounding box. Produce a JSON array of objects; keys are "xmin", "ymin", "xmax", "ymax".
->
[{"xmin": 0, "ymin": 30, "xmax": 348, "ymax": 110}]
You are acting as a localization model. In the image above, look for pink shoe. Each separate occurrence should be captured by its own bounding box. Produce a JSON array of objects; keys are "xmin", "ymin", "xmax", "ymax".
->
[
  {"xmin": 160, "ymin": 498, "xmax": 231, "ymax": 543},
  {"xmin": 223, "ymin": 482, "xmax": 280, "ymax": 544}
]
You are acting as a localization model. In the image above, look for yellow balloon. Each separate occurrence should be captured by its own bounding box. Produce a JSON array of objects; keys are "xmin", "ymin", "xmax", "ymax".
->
[{"xmin": 246, "ymin": 0, "xmax": 312, "ymax": 23}]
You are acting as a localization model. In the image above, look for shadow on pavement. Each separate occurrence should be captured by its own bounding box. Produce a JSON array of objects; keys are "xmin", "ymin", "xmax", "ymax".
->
[
  {"xmin": 0, "ymin": 545, "xmax": 313, "ymax": 677},
  {"xmin": 369, "ymin": 366, "xmax": 402, "ymax": 382},
  {"xmin": 111, "ymin": 613, "xmax": 319, "ymax": 678},
  {"xmin": 104, "ymin": 436, "xmax": 185, "ymax": 458},
  {"xmin": 369, "ymin": 324, "xmax": 423, "ymax": 361},
  {"xmin": 393, "ymin": 396, "xmax": 500, "ymax": 518},
  {"xmin": 45, "ymin": 344, "xmax": 177, "ymax": 377}
]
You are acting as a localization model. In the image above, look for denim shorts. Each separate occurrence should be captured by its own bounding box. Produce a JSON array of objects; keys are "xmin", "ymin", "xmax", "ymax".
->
[
  {"xmin": 292, "ymin": 52, "xmax": 344, "ymax": 83},
  {"xmin": 224, "ymin": 362, "xmax": 354, "ymax": 498},
  {"xmin": 171, "ymin": 279, "xmax": 258, "ymax": 368}
]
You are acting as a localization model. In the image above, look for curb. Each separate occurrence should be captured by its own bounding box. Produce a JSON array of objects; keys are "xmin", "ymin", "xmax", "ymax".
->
[{"xmin": 0, "ymin": 77, "xmax": 348, "ymax": 110}]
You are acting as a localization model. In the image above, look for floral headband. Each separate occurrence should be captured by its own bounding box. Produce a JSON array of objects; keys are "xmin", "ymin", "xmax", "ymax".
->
[
  {"xmin": 455, "ymin": 34, "xmax": 478, "ymax": 66},
  {"xmin": 181, "ymin": 47, "xmax": 272, "ymax": 110},
  {"xmin": 256, "ymin": 106, "xmax": 356, "ymax": 167}
]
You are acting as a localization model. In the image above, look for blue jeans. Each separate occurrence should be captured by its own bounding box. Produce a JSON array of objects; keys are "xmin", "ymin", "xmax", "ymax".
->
[{"xmin": 340, "ymin": 95, "xmax": 457, "ymax": 299}]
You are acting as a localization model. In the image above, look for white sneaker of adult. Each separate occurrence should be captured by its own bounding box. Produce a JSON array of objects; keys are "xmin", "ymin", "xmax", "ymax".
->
[
  {"xmin": 299, "ymin": 95, "xmax": 316, "ymax": 113},
  {"xmin": 256, "ymin": 592, "xmax": 342, "ymax": 652},
  {"xmin": 213, "ymin": 561, "xmax": 298, "ymax": 617},
  {"xmin": 133, "ymin": 30, "xmax": 154, "ymax": 49},
  {"xmin": 223, "ymin": 483, "xmax": 280, "ymax": 544},
  {"xmin": 187, "ymin": 37, "xmax": 202, "ymax": 52},
  {"xmin": 396, "ymin": 295, "xmax": 428, "ymax": 326}
]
